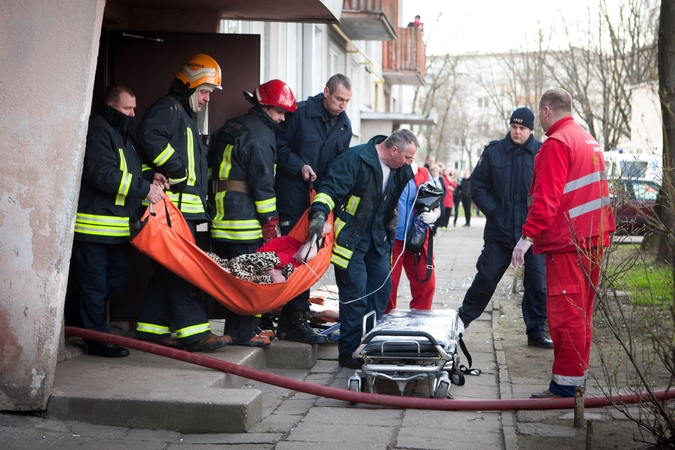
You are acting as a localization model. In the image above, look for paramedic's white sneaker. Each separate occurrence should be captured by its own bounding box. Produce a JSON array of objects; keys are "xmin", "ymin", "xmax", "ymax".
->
[{"xmin": 338, "ymin": 355, "xmax": 363, "ymax": 369}]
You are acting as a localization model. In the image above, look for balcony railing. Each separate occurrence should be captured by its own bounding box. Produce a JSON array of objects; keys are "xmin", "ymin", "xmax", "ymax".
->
[
  {"xmin": 339, "ymin": 0, "xmax": 397, "ymax": 41},
  {"xmin": 382, "ymin": 26, "xmax": 425, "ymax": 86}
]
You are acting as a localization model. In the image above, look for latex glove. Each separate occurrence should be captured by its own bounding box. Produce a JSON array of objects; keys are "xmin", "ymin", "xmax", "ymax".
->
[
  {"xmin": 387, "ymin": 210, "xmax": 399, "ymax": 230},
  {"xmin": 168, "ymin": 168, "xmax": 188, "ymax": 192},
  {"xmin": 419, "ymin": 211, "xmax": 436, "ymax": 224},
  {"xmin": 262, "ymin": 216, "xmax": 279, "ymax": 243},
  {"xmin": 308, "ymin": 211, "xmax": 326, "ymax": 238},
  {"xmin": 511, "ymin": 238, "xmax": 533, "ymax": 268}
]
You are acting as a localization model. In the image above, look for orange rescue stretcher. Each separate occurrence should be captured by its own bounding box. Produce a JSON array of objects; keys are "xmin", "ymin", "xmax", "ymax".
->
[{"xmin": 130, "ymin": 193, "xmax": 333, "ymax": 316}]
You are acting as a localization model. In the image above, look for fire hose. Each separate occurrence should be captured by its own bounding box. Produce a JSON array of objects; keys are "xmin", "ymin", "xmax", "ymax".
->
[{"xmin": 65, "ymin": 326, "xmax": 675, "ymax": 411}]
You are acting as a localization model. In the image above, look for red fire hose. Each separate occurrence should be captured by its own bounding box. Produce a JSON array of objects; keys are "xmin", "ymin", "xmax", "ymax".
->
[{"xmin": 65, "ymin": 326, "xmax": 675, "ymax": 411}]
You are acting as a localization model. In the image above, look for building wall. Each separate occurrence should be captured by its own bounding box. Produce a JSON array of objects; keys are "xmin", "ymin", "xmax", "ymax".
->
[{"xmin": 0, "ymin": 0, "xmax": 105, "ymax": 410}]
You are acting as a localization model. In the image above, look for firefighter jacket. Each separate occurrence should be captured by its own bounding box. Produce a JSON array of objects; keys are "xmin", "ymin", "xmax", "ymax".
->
[
  {"xmin": 310, "ymin": 135, "xmax": 414, "ymax": 269},
  {"xmin": 275, "ymin": 92, "xmax": 352, "ymax": 224},
  {"xmin": 522, "ymin": 116, "xmax": 616, "ymax": 254},
  {"xmin": 136, "ymin": 79, "xmax": 209, "ymax": 221},
  {"xmin": 208, "ymin": 106, "xmax": 282, "ymax": 243},
  {"xmin": 471, "ymin": 133, "xmax": 541, "ymax": 248},
  {"xmin": 74, "ymin": 103, "xmax": 150, "ymax": 244}
]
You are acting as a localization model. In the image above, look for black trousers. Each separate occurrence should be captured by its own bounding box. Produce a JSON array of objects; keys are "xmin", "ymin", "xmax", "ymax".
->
[{"xmin": 211, "ymin": 240, "xmax": 262, "ymax": 341}]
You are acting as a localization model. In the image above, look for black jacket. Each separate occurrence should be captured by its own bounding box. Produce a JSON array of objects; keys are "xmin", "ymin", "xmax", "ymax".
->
[
  {"xmin": 75, "ymin": 103, "xmax": 150, "ymax": 244},
  {"xmin": 208, "ymin": 106, "xmax": 282, "ymax": 243},
  {"xmin": 471, "ymin": 132, "xmax": 542, "ymax": 247},
  {"xmin": 136, "ymin": 79, "xmax": 209, "ymax": 221},
  {"xmin": 275, "ymin": 92, "xmax": 352, "ymax": 225},
  {"xmin": 310, "ymin": 135, "xmax": 413, "ymax": 269}
]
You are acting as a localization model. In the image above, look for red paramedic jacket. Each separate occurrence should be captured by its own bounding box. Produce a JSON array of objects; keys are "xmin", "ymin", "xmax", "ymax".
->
[{"xmin": 522, "ymin": 116, "xmax": 615, "ymax": 254}]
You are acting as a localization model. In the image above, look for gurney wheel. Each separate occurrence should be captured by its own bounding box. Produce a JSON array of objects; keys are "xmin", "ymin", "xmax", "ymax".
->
[
  {"xmin": 348, "ymin": 377, "xmax": 361, "ymax": 393},
  {"xmin": 433, "ymin": 377, "xmax": 451, "ymax": 399}
]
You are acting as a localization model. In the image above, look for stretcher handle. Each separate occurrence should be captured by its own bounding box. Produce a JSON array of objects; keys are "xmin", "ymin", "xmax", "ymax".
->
[
  {"xmin": 302, "ymin": 230, "xmax": 318, "ymax": 263},
  {"xmin": 360, "ymin": 329, "xmax": 442, "ymax": 347}
]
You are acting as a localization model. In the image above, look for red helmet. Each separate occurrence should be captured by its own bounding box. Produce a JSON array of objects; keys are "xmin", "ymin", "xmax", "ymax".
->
[{"xmin": 255, "ymin": 79, "xmax": 297, "ymax": 113}]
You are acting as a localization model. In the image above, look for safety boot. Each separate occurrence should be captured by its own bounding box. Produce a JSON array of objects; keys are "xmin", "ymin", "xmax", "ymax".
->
[{"xmin": 280, "ymin": 310, "xmax": 328, "ymax": 345}]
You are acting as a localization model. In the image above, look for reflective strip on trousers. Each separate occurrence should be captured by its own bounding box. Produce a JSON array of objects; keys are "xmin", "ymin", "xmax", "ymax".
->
[
  {"xmin": 176, "ymin": 322, "xmax": 211, "ymax": 339},
  {"xmin": 136, "ymin": 322, "xmax": 172, "ymax": 335}
]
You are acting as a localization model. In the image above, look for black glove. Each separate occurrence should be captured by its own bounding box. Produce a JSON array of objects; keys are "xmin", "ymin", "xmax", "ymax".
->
[
  {"xmin": 168, "ymin": 168, "xmax": 188, "ymax": 192},
  {"xmin": 387, "ymin": 210, "xmax": 399, "ymax": 231},
  {"xmin": 308, "ymin": 211, "xmax": 326, "ymax": 238}
]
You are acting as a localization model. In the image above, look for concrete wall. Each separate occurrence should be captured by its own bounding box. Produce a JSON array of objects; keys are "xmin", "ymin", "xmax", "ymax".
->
[{"xmin": 0, "ymin": 0, "xmax": 104, "ymax": 410}]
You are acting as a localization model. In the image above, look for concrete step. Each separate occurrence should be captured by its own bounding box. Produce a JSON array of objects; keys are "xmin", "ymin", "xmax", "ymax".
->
[{"xmin": 48, "ymin": 336, "xmax": 319, "ymax": 433}]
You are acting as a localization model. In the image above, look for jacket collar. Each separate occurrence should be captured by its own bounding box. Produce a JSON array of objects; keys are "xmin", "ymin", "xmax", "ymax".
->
[{"xmin": 249, "ymin": 106, "xmax": 284, "ymax": 134}]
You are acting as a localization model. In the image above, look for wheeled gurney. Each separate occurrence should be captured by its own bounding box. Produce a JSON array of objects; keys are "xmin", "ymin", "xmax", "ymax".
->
[{"xmin": 348, "ymin": 309, "xmax": 465, "ymax": 399}]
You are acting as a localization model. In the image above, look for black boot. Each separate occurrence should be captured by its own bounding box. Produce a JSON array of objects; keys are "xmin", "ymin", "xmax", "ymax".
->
[{"xmin": 281, "ymin": 310, "xmax": 328, "ymax": 345}]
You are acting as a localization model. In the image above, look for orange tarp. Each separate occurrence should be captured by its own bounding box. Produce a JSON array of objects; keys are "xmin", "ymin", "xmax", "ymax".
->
[{"xmin": 130, "ymin": 194, "xmax": 333, "ymax": 315}]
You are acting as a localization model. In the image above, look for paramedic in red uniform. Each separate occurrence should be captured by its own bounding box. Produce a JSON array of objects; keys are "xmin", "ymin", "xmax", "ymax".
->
[{"xmin": 511, "ymin": 88, "xmax": 615, "ymax": 398}]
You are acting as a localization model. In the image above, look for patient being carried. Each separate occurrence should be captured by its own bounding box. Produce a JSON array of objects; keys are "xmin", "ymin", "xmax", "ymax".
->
[{"xmin": 208, "ymin": 222, "xmax": 331, "ymax": 284}]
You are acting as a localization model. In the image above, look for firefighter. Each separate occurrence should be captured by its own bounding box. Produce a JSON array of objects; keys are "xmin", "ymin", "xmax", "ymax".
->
[
  {"xmin": 72, "ymin": 85, "xmax": 165, "ymax": 357},
  {"xmin": 134, "ymin": 54, "xmax": 232, "ymax": 352},
  {"xmin": 308, "ymin": 129, "xmax": 418, "ymax": 369},
  {"xmin": 208, "ymin": 79, "xmax": 297, "ymax": 346}
]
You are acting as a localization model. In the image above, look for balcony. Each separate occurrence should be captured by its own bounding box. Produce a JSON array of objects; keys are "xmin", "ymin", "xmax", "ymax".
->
[
  {"xmin": 339, "ymin": 0, "xmax": 397, "ymax": 41},
  {"xmin": 383, "ymin": 26, "xmax": 425, "ymax": 86}
]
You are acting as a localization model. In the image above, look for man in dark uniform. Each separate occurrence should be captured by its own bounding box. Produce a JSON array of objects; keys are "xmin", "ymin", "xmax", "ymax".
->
[
  {"xmin": 308, "ymin": 129, "xmax": 419, "ymax": 368},
  {"xmin": 208, "ymin": 79, "xmax": 297, "ymax": 347},
  {"xmin": 72, "ymin": 85, "xmax": 165, "ymax": 357},
  {"xmin": 458, "ymin": 107, "xmax": 551, "ymax": 348},
  {"xmin": 135, "ymin": 54, "xmax": 232, "ymax": 352},
  {"xmin": 274, "ymin": 74, "xmax": 353, "ymax": 344}
]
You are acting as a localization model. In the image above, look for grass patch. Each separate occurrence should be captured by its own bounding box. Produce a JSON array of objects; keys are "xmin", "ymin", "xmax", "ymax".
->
[{"xmin": 606, "ymin": 244, "xmax": 674, "ymax": 306}]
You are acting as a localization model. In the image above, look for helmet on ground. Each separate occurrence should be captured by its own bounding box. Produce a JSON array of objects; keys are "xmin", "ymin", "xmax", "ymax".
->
[
  {"xmin": 175, "ymin": 54, "xmax": 222, "ymax": 90},
  {"xmin": 255, "ymin": 79, "xmax": 297, "ymax": 112}
]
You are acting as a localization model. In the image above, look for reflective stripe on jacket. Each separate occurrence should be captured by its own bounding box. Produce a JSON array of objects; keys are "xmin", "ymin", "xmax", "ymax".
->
[
  {"xmin": 208, "ymin": 106, "xmax": 281, "ymax": 242},
  {"xmin": 74, "ymin": 103, "xmax": 149, "ymax": 244}
]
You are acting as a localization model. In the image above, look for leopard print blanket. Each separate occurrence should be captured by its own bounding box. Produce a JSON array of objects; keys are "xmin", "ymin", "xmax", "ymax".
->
[{"xmin": 207, "ymin": 252, "xmax": 295, "ymax": 284}]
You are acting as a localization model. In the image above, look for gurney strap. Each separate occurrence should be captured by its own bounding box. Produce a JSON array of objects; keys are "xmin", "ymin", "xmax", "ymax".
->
[
  {"xmin": 414, "ymin": 230, "xmax": 434, "ymax": 283},
  {"xmin": 458, "ymin": 335, "xmax": 482, "ymax": 376}
]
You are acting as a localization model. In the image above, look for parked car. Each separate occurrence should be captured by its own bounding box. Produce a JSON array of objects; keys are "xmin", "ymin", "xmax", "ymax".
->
[{"xmin": 609, "ymin": 178, "xmax": 660, "ymax": 234}]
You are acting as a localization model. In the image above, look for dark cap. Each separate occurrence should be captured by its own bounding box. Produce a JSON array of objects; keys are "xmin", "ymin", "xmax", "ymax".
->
[{"xmin": 510, "ymin": 107, "xmax": 534, "ymax": 130}]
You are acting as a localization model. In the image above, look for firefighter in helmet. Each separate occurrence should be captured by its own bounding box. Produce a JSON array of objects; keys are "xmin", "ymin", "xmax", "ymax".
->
[
  {"xmin": 208, "ymin": 79, "xmax": 297, "ymax": 346},
  {"xmin": 135, "ymin": 54, "xmax": 232, "ymax": 351}
]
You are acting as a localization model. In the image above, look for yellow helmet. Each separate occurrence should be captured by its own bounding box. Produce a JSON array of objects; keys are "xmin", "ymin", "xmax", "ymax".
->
[{"xmin": 175, "ymin": 54, "xmax": 222, "ymax": 90}]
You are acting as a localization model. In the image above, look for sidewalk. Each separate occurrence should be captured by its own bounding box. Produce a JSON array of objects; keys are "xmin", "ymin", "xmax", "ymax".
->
[{"xmin": 0, "ymin": 216, "xmax": 564, "ymax": 449}]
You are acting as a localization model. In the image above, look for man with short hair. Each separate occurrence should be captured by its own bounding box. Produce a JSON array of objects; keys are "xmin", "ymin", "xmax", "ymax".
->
[
  {"xmin": 274, "ymin": 74, "xmax": 353, "ymax": 344},
  {"xmin": 458, "ymin": 107, "xmax": 550, "ymax": 349},
  {"xmin": 512, "ymin": 89, "xmax": 615, "ymax": 398},
  {"xmin": 308, "ymin": 129, "xmax": 419, "ymax": 368},
  {"xmin": 72, "ymin": 85, "xmax": 164, "ymax": 357}
]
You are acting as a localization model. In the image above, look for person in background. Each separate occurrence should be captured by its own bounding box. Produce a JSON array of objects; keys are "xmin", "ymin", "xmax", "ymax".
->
[
  {"xmin": 452, "ymin": 169, "xmax": 462, "ymax": 227},
  {"xmin": 72, "ymin": 85, "xmax": 165, "ymax": 358},
  {"xmin": 512, "ymin": 89, "xmax": 615, "ymax": 398},
  {"xmin": 135, "ymin": 54, "xmax": 231, "ymax": 352},
  {"xmin": 459, "ymin": 107, "xmax": 550, "ymax": 350},
  {"xmin": 424, "ymin": 154, "xmax": 435, "ymax": 169},
  {"xmin": 439, "ymin": 167, "xmax": 456, "ymax": 230},
  {"xmin": 208, "ymin": 79, "xmax": 298, "ymax": 346},
  {"xmin": 455, "ymin": 170, "xmax": 472, "ymax": 227},
  {"xmin": 428, "ymin": 163, "xmax": 446, "ymax": 236},
  {"xmin": 274, "ymin": 74, "xmax": 353, "ymax": 345},
  {"xmin": 308, "ymin": 129, "xmax": 419, "ymax": 369}
]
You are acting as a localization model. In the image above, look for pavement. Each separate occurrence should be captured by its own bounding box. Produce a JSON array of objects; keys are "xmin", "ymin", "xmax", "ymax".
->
[{"xmin": 0, "ymin": 215, "xmax": 612, "ymax": 449}]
